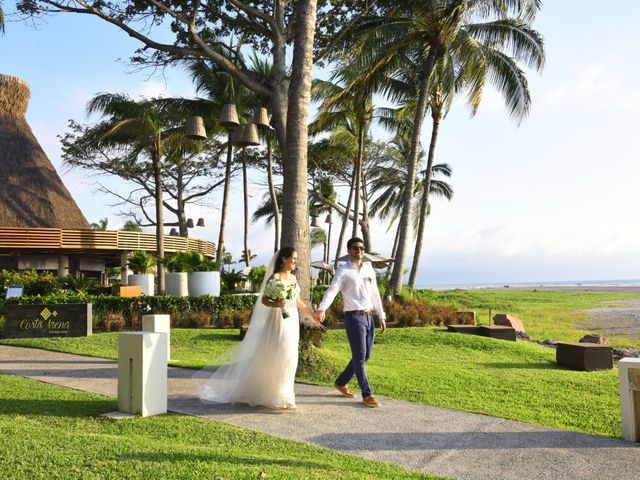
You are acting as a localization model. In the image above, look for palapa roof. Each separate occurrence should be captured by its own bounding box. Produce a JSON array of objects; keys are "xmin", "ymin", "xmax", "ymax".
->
[{"xmin": 0, "ymin": 74, "xmax": 89, "ymax": 230}]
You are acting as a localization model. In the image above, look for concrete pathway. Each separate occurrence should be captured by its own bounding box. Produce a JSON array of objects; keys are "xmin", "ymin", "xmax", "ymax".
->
[{"xmin": 0, "ymin": 344, "xmax": 638, "ymax": 480}]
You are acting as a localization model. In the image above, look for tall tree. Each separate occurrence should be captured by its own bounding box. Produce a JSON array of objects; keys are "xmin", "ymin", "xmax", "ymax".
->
[
  {"xmin": 359, "ymin": 0, "xmax": 545, "ymax": 294},
  {"xmin": 18, "ymin": 0, "xmax": 383, "ymax": 301}
]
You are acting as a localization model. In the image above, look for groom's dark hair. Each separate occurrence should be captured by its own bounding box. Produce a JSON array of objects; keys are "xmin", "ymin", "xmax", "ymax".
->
[{"xmin": 347, "ymin": 237, "xmax": 364, "ymax": 250}]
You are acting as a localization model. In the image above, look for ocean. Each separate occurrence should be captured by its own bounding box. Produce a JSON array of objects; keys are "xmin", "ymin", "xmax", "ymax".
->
[{"xmin": 416, "ymin": 279, "xmax": 640, "ymax": 291}]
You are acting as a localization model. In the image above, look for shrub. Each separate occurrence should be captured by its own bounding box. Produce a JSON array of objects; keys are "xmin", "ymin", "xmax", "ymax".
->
[
  {"xmin": 173, "ymin": 310, "xmax": 213, "ymax": 328},
  {"xmin": 127, "ymin": 251, "xmax": 156, "ymax": 274},
  {"xmin": 247, "ymin": 266, "xmax": 267, "ymax": 291},
  {"xmin": 103, "ymin": 311, "xmax": 126, "ymax": 332},
  {"xmin": 58, "ymin": 275, "xmax": 100, "ymax": 294},
  {"xmin": 221, "ymin": 269, "xmax": 246, "ymax": 291},
  {"xmin": 0, "ymin": 270, "xmax": 58, "ymax": 297},
  {"xmin": 384, "ymin": 298, "xmax": 457, "ymax": 327}
]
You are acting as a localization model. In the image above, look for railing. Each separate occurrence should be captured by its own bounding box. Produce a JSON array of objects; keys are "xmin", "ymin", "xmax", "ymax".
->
[{"xmin": 0, "ymin": 227, "xmax": 215, "ymax": 257}]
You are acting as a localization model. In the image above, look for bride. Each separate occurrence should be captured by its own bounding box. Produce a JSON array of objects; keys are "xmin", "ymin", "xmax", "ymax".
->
[{"xmin": 193, "ymin": 247, "xmax": 316, "ymax": 409}]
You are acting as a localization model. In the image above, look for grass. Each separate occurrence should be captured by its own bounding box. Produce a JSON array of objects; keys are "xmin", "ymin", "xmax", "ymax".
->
[
  {"xmin": 0, "ymin": 373, "xmax": 441, "ymax": 480},
  {"xmin": 1, "ymin": 326, "xmax": 625, "ymax": 438},
  {"xmin": 418, "ymin": 289, "xmax": 640, "ymax": 348}
]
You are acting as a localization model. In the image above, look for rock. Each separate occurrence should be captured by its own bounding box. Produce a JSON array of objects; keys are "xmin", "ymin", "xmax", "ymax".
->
[
  {"xmin": 516, "ymin": 331, "xmax": 531, "ymax": 341},
  {"xmin": 579, "ymin": 334, "xmax": 608, "ymax": 345},
  {"xmin": 455, "ymin": 311, "xmax": 477, "ymax": 325},
  {"xmin": 493, "ymin": 313, "xmax": 525, "ymax": 333}
]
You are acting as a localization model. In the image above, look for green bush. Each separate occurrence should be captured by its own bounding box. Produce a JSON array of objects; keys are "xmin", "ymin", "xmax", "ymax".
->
[
  {"xmin": 0, "ymin": 269, "xmax": 58, "ymax": 297},
  {"xmin": 127, "ymin": 251, "xmax": 156, "ymax": 274},
  {"xmin": 247, "ymin": 266, "xmax": 267, "ymax": 291},
  {"xmin": 4, "ymin": 292, "xmax": 257, "ymax": 332}
]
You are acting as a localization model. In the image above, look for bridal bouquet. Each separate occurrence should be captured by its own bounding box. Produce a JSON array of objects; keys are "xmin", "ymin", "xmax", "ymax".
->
[{"xmin": 263, "ymin": 279, "xmax": 296, "ymax": 318}]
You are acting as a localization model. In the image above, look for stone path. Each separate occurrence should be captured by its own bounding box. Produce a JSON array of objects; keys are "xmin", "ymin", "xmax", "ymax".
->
[{"xmin": 0, "ymin": 344, "xmax": 638, "ymax": 480}]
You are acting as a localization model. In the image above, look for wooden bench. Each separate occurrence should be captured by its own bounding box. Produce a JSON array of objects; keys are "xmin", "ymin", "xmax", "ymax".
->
[
  {"xmin": 556, "ymin": 342, "xmax": 613, "ymax": 371},
  {"xmin": 446, "ymin": 325, "xmax": 481, "ymax": 335}
]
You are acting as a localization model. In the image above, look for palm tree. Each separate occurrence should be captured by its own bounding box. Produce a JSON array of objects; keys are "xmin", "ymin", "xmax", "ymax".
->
[
  {"xmin": 85, "ymin": 93, "xmax": 188, "ymax": 295},
  {"xmin": 239, "ymin": 249, "xmax": 258, "ymax": 265},
  {"xmin": 90, "ymin": 218, "xmax": 109, "ymax": 231},
  {"xmin": 121, "ymin": 219, "xmax": 142, "ymax": 232},
  {"xmin": 0, "ymin": 3, "xmax": 5, "ymax": 35},
  {"xmin": 359, "ymin": 0, "xmax": 545, "ymax": 294},
  {"xmin": 310, "ymin": 55, "xmax": 377, "ymax": 242}
]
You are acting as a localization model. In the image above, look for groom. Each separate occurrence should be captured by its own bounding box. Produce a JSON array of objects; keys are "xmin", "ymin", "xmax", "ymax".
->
[{"xmin": 315, "ymin": 237, "xmax": 386, "ymax": 408}]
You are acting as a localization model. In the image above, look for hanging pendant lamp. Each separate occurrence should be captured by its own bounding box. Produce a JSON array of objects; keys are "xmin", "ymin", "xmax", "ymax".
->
[
  {"xmin": 196, "ymin": 217, "xmax": 205, "ymax": 227},
  {"xmin": 187, "ymin": 218, "xmax": 195, "ymax": 228},
  {"xmin": 185, "ymin": 116, "xmax": 207, "ymax": 140}
]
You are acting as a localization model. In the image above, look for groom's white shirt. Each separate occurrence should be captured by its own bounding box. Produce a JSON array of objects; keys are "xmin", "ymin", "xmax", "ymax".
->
[{"xmin": 318, "ymin": 261, "xmax": 386, "ymax": 319}]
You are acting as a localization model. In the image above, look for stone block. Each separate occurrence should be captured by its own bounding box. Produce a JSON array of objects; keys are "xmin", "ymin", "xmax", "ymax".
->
[
  {"xmin": 579, "ymin": 334, "xmax": 608, "ymax": 345},
  {"xmin": 618, "ymin": 358, "xmax": 640, "ymax": 442},
  {"xmin": 493, "ymin": 313, "xmax": 525, "ymax": 333},
  {"xmin": 117, "ymin": 332, "xmax": 167, "ymax": 417},
  {"xmin": 479, "ymin": 325, "xmax": 517, "ymax": 341},
  {"xmin": 556, "ymin": 342, "xmax": 613, "ymax": 371},
  {"xmin": 142, "ymin": 314, "xmax": 171, "ymax": 362},
  {"xmin": 446, "ymin": 325, "xmax": 481, "ymax": 335}
]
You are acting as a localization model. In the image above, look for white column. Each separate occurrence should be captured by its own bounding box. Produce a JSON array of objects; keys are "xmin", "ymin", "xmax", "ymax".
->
[
  {"xmin": 117, "ymin": 332, "xmax": 167, "ymax": 417},
  {"xmin": 142, "ymin": 314, "xmax": 171, "ymax": 362},
  {"xmin": 618, "ymin": 358, "xmax": 640, "ymax": 442}
]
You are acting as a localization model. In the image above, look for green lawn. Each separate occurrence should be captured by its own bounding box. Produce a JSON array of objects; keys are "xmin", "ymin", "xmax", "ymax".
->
[
  {"xmin": 1, "ymin": 325, "xmax": 625, "ymax": 438},
  {"xmin": 0, "ymin": 373, "xmax": 440, "ymax": 480},
  {"xmin": 420, "ymin": 289, "xmax": 640, "ymax": 348}
]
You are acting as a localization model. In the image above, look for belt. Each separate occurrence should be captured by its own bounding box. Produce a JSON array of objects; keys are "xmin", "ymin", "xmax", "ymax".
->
[{"xmin": 344, "ymin": 309, "xmax": 373, "ymax": 316}]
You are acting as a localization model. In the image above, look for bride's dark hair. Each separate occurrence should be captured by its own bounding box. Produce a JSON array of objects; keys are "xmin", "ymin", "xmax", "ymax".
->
[{"xmin": 274, "ymin": 246, "xmax": 296, "ymax": 273}]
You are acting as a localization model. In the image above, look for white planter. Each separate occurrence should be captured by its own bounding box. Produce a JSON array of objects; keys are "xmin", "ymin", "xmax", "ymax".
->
[
  {"xmin": 165, "ymin": 272, "xmax": 188, "ymax": 297},
  {"xmin": 188, "ymin": 271, "xmax": 221, "ymax": 297},
  {"xmin": 128, "ymin": 274, "xmax": 155, "ymax": 296}
]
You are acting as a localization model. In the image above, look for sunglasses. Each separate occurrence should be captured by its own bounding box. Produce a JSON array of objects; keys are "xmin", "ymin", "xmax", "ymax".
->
[{"xmin": 350, "ymin": 246, "xmax": 365, "ymax": 251}]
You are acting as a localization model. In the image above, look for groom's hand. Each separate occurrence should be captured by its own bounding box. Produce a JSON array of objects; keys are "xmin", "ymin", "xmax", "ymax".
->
[
  {"xmin": 315, "ymin": 310, "xmax": 326, "ymax": 323},
  {"xmin": 379, "ymin": 317, "xmax": 387, "ymax": 334}
]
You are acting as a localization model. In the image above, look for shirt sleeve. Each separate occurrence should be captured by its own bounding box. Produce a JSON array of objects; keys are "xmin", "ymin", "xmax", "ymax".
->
[
  {"xmin": 318, "ymin": 267, "xmax": 344, "ymax": 312},
  {"xmin": 369, "ymin": 266, "xmax": 386, "ymax": 320}
]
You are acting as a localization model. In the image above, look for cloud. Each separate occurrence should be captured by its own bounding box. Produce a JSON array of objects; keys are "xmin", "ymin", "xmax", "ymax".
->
[{"xmin": 545, "ymin": 62, "xmax": 640, "ymax": 111}]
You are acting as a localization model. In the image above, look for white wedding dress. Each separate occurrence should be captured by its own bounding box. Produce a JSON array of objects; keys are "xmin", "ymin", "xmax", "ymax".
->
[{"xmin": 193, "ymin": 255, "xmax": 300, "ymax": 409}]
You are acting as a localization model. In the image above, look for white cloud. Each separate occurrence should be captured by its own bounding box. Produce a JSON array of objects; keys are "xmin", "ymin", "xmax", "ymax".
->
[{"xmin": 545, "ymin": 62, "xmax": 640, "ymax": 111}]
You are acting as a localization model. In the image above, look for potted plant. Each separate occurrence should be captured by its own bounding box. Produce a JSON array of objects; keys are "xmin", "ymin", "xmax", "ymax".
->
[
  {"xmin": 162, "ymin": 251, "xmax": 191, "ymax": 297},
  {"xmin": 126, "ymin": 251, "xmax": 156, "ymax": 295},
  {"xmin": 186, "ymin": 252, "xmax": 222, "ymax": 297},
  {"xmin": 221, "ymin": 269, "xmax": 247, "ymax": 292}
]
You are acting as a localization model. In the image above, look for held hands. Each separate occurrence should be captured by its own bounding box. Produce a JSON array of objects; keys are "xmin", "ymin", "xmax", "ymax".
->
[{"xmin": 313, "ymin": 310, "xmax": 326, "ymax": 324}]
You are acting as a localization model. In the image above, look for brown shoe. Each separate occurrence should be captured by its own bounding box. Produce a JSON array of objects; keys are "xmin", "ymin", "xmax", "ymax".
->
[
  {"xmin": 362, "ymin": 396, "xmax": 381, "ymax": 408},
  {"xmin": 334, "ymin": 384, "xmax": 356, "ymax": 398}
]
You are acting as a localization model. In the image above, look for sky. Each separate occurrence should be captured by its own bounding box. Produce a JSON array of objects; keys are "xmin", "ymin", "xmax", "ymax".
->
[{"xmin": 2, "ymin": 2, "xmax": 640, "ymax": 287}]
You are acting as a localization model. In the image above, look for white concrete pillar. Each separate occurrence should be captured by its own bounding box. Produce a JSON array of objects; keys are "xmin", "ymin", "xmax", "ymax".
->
[
  {"xmin": 142, "ymin": 314, "xmax": 171, "ymax": 362},
  {"xmin": 618, "ymin": 358, "xmax": 640, "ymax": 442},
  {"xmin": 57, "ymin": 255, "xmax": 69, "ymax": 277},
  {"xmin": 117, "ymin": 332, "xmax": 167, "ymax": 417}
]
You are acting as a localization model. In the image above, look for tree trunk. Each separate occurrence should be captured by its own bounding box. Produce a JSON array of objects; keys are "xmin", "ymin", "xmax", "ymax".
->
[
  {"xmin": 217, "ymin": 132, "xmax": 233, "ymax": 262},
  {"xmin": 333, "ymin": 163, "xmax": 356, "ymax": 269},
  {"xmin": 152, "ymin": 148, "xmax": 165, "ymax": 296},
  {"xmin": 281, "ymin": 0, "xmax": 317, "ymax": 302},
  {"xmin": 408, "ymin": 101, "xmax": 442, "ymax": 288},
  {"xmin": 352, "ymin": 126, "xmax": 365, "ymax": 238},
  {"xmin": 383, "ymin": 221, "xmax": 402, "ymax": 299},
  {"xmin": 267, "ymin": 137, "xmax": 280, "ymax": 252},
  {"xmin": 389, "ymin": 49, "xmax": 438, "ymax": 296},
  {"xmin": 360, "ymin": 170, "xmax": 372, "ymax": 251},
  {"xmin": 242, "ymin": 148, "xmax": 250, "ymax": 268},
  {"xmin": 176, "ymin": 161, "xmax": 188, "ymax": 237}
]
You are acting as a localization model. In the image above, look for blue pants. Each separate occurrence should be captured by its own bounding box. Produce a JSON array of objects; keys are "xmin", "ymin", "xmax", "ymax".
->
[{"xmin": 335, "ymin": 311, "xmax": 375, "ymax": 398}]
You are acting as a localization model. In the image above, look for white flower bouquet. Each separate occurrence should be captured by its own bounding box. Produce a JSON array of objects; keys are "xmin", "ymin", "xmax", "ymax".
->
[{"xmin": 263, "ymin": 278, "xmax": 296, "ymax": 318}]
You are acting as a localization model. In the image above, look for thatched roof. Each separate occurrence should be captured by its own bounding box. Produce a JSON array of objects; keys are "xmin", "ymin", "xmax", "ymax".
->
[{"xmin": 0, "ymin": 74, "xmax": 90, "ymax": 229}]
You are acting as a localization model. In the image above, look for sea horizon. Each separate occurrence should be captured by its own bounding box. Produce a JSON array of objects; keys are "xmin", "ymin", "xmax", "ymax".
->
[{"xmin": 416, "ymin": 278, "xmax": 640, "ymax": 291}]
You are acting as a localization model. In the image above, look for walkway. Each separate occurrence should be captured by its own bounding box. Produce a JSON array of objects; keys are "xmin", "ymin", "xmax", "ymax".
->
[{"xmin": 0, "ymin": 344, "xmax": 638, "ymax": 480}]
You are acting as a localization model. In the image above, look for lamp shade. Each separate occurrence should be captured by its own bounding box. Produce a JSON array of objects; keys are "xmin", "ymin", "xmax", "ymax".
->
[
  {"xmin": 241, "ymin": 123, "xmax": 260, "ymax": 146},
  {"xmin": 251, "ymin": 107, "xmax": 270, "ymax": 128},
  {"xmin": 196, "ymin": 217, "xmax": 205, "ymax": 227},
  {"xmin": 311, "ymin": 216, "xmax": 319, "ymax": 227},
  {"xmin": 231, "ymin": 124, "xmax": 245, "ymax": 146},
  {"xmin": 185, "ymin": 116, "xmax": 207, "ymax": 140},
  {"xmin": 169, "ymin": 228, "xmax": 178, "ymax": 236},
  {"xmin": 187, "ymin": 218, "xmax": 195, "ymax": 228},
  {"xmin": 325, "ymin": 213, "xmax": 333, "ymax": 224},
  {"xmin": 219, "ymin": 104, "xmax": 240, "ymax": 129}
]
